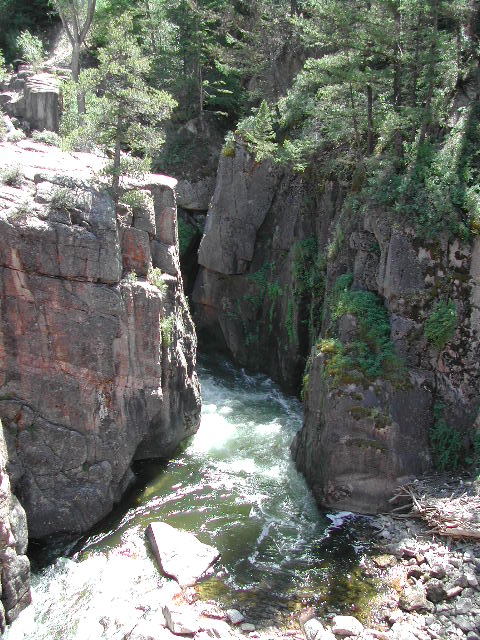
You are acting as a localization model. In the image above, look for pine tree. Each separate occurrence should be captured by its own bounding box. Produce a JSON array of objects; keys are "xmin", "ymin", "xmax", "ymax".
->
[{"xmin": 79, "ymin": 13, "xmax": 176, "ymax": 204}]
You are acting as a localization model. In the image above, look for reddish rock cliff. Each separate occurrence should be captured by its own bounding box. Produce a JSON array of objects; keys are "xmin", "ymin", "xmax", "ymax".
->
[{"xmin": 0, "ymin": 140, "xmax": 201, "ymax": 538}]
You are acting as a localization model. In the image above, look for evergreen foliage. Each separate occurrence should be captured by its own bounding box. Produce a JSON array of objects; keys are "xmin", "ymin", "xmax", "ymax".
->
[
  {"xmin": 430, "ymin": 403, "xmax": 462, "ymax": 471},
  {"xmin": 318, "ymin": 274, "xmax": 402, "ymax": 386},
  {"xmin": 424, "ymin": 300, "xmax": 458, "ymax": 350},
  {"xmin": 66, "ymin": 13, "xmax": 176, "ymax": 202}
]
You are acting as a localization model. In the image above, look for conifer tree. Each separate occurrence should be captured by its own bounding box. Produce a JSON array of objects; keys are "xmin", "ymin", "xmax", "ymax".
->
[{"xmin": 79, "ymin": 13, "xmax": 176, "ymax": 204}]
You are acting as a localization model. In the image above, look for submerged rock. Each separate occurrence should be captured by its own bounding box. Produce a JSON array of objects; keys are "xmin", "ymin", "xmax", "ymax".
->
[{"xmin": 147, "ymin": 522, "xmax": 219, "ymax": 587}]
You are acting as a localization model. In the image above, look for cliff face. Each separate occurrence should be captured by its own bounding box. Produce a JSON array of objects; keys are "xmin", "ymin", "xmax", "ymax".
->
[
  {"xmin": 0, "ymin": 140, "xmax": 201, "ymax": 538},
  {"xmin": 193, "ymin": 142, "xmax": 339, "ymax": 391},
  {"xmin": 194, "ymin": 139, "xmax": 478, "ymax": 513},
  {"xmin": 0, "ymin": 420, "xmax": 30, "ymax": 631}
]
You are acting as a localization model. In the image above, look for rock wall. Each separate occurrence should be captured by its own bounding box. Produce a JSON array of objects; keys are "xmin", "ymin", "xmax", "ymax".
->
[
  {"xmin": 0, "ymin": 420, "xmax": 31, "ymax": 630},
  {"xmin": 0, "ymin": 67, "xmax": 61, "ymax": 133},
  {"xmin": 0, "ymin": 139, "xmax": 201, "ymax": 538},
  {"xmin": 193, "ymin": 138, "xmax": 479, "ymax": 513}
]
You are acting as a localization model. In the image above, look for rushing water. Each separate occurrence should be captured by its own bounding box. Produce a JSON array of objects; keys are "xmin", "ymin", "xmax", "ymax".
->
[{"xmin": 6, "ymin": 352, "xmax": 377, "ymax": 639}]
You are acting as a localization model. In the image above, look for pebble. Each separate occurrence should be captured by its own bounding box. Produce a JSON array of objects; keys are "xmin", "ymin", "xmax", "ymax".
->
[{"xmin": 241, "ymin": 624, "xmax": 256, "ymax": 633}]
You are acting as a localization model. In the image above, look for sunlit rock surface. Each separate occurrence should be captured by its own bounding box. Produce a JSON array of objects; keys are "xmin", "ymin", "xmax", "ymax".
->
[{"xmin": 0, "ymin": 139, "xmax": 201, "ymax": 538}]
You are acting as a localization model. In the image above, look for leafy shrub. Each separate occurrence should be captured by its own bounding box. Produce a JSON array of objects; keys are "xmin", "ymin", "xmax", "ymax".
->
[
  {"xmin": 159, "ymin": 314, "xmax": 175, "ymax": 346},
  {"xmin": 430, "ymin": 403, "xmax": 462, "ymax": 471},
  {"xmin": 292, "ymin": 236, "xmax": 326, "ymax": 339},
  {"xmin": 0, "ymin": 49, "xmax": 6, "ymax": 82},
  {"xmin": 122, "ymin": 189, "xmax": 154, "ymax": 213},
  {"xmin": 9, "ymin": 197, "xmax": 33, "ymax": 220},
  {"xmin": 424, "ymin": 300, "xmax": 457, "ymax": 350},
  {"xmin": 126, "ymin": 271, "xmax": 137, "ymax": 283},
  {"xmin": 178, "ymin": 217, "xmax": 199, "ymax": 257},
  {"xmin": 236, "ymin": 100, "xmax": 277, "ymax": 162},
  {"xmin": 16, "ymin": 30, "xmax": 44, "ymax": 71},
  {"xmin": 222, "ymin": 131, "xmax": 235, "ymax": 158},
  {"xmin": 319, "ymin": 274, "xmax": 402, "ymax": 386},
  {"xmin": 50, "ymin": 187, "xmax": 75, "ymax": 212},
  {"xmin": 1, "ymin": 164, "xmax": 22, "ymax": 186},
  {"xmin": 7, "ymin": 129, "xmax": 26, "ymax": 143},
  {"xmin": 32, "ymin": 130, "xmax": 61, "ymax": 146},
  {"xmin": 326, "ymin": 225, "xmax": 344, "ymax": 261},
  {"xmin": 147, "ymin": 266, "xmax": 167, "ymax": 294}
]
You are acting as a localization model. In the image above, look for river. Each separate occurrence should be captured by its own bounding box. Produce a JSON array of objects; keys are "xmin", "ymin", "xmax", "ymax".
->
[{"xmin": 6, "ymin": 352, "xmax": 376, "ymax": 639}]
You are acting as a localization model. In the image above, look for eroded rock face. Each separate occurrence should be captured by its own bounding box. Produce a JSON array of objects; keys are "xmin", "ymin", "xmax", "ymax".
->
[
  {"xmin": 193, "ymin": 139, "xmax": 340, "ymax": 391},
  {"xmin": 0, "ymin": 420, "xmax": 31, "ymax": 630},
  {"xmin": 1, "ymin": 67, "xmax": 61, "ymax": 133},
  {"xmin": 194, "ymin": 139, "xmax": 479, "ymax": 513},
  {"xmin": 0, "ymin": 140, "xmax": 201, "ymax": 538}
]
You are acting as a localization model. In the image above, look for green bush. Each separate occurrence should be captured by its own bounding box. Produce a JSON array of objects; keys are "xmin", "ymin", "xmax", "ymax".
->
[
  {"xmin": 222, "ymin": 131, "xmax": 236, "ymax": 158},
  {"xmin": 424, "ymin": 300, "xmax": 458, "ymax": 350},
  {"xmin": 122, "ymin": 189, "xmax": 154, "ymax": 214},
  {"xmin": 32, "ymin": 130, "xmax": 61, "ymax": 146},
  {"xmin": 178, "ymin": 217, "xmax": 199, "ymax": 256},
  {"xmin": 126, "ymin": 271, "xmax": 138, "ymax": 283},
  {"xmin": 430, "ymin": 403, "xmax": 462, "ymax": 471},
  {"xmin": 1, "ymin": 164, "xmax": 22, "ymax": 186},
  {"xmin": 159, "ymin": 314, "xmax": 175, "ymax": 346},
  {"xmin": 16, "ymin": 30, "xmax": 44, "ymax": 71},
  {"xmin": 147, "ymin": 266, "xmax": 167, "ymax": 294},
  {"xmin": 319, "ymin": 274, "xmax": 402, "ymax": 386},
  {"xmin": 7, "ymin": 129, "xmax": 26, "ymax": 143},
  {"xmin": 50, "ymin": 187, "xmax": 75, "ymax": 212}
]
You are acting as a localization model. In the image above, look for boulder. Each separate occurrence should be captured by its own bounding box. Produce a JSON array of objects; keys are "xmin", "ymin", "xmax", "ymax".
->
[
  {"xmin": 226, "ymin": 609, "xmax": 245, "ymax": 625},
  {"xmin": 331, "ymin": 615, "xmax": 364, "ymax": 637},
  {"xmin": 147, "ymin": 522, "xmax": 219, "ymax": 587},
  {"xmin": 398, "ymin": 586, "xmax": 432, "ymax": 613},
  {"xmin": 303, "ymin": 618, "xmax": 326, "ymax": 640},
  {"xmin": 162, "ymin": 605, "xmax": 200, "ymax": 635},
  {"xmin": 176, "ymin": 177, "xmax": 215, "ymax": 212}
]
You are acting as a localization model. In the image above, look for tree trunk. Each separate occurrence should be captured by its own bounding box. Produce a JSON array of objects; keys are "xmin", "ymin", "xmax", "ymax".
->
[
  {"xmin": 112, "ymin": 114, "xmax": 123, "ymax": 207},
  {"xmin": 71, "ymin": 43, "xmax": 86, "ymax": 117},
  {"xmin": 418, "ymin": 0, "xmax": 439, "ymax": 147},
  {"xmin": 145, "ymin": 0, "xmax": 158, "ymax": 55},
  {"xmin": 366, "ymin": 84, "xmax": 374, "ymax": 155},
  {"xmin": 349, "ymin": 83, "xmax": 362, "ymax": 159},
  {"xmin": 198, "ymin": 63, "xmax": 204, "ymax": 133},
  {"xmin": 393, "ymin": 2, "xmax": 403, "ymax": 159}
]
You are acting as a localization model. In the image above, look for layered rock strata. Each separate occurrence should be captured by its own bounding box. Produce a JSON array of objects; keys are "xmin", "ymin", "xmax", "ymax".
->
[
  {"xmin": 0, "ymin": 66, "xmax": 62, "ymax": 133},
  {"xmin": 0, "ymin": 139, "xmax": 201, "ymax": 538}
]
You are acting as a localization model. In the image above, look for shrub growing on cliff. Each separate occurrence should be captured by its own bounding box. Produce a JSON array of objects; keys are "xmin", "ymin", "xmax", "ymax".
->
[
  {"xmin": 430, "ymin": 403, "xmax": 462, "ymax": 472},
  {"xmin": 72, "ymin": 12, "xmax": 176, "ymax": 204},
  {"xmin": 147, "ymin": 267, "xmax": 167, "ymax": 294},
  {"xmin": 424, "ymin": 300, "xmax": 458, "ymax": 351},
  {"xmin": 16, "ymin": 30, "xmax": 44, "ymax": 71},
  {"xmin": 237, "ymin": 100, "xmax": 277, "ymax": 162},
  {"xmin": 1, "ymin": 164, "xmax": 22, "ymax": 186},
  {"xmin": 159, "ymin": 314, "xmax": 175, "ymax": 347},
  {"xmin": 319, "ymin": 273, "xmax": 402, "ymax": 386}
]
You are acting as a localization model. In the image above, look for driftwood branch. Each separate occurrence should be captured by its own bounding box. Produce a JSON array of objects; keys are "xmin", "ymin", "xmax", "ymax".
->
[{"xmin": 391, "ymin": 476, "xmax": 480, "ymax": 541}]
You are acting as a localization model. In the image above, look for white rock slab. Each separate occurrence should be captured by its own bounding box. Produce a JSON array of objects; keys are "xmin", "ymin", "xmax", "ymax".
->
[
  {"xmin": 226, "ymin": 609, "xmax": 245, "ymax": 625},
  {"xmin": 162, "ymin": 604, "xmax": 200, "ymax": 636},
  {"xmin": 147, "ymin": 522, "xmax": 220, "ymax": 587},
  {"xmin": 331, "ymin": 615, "xmax": 364, "ymax": 637}
]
